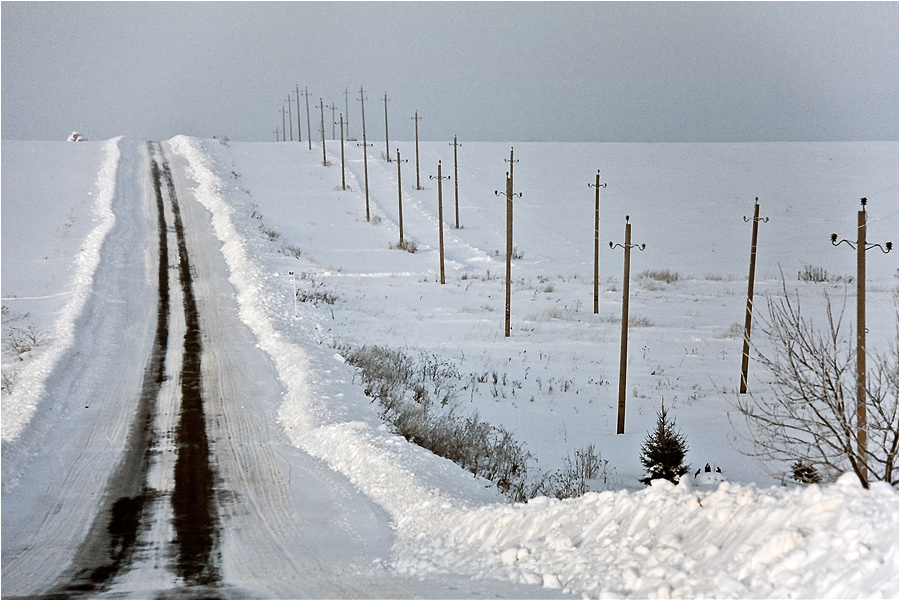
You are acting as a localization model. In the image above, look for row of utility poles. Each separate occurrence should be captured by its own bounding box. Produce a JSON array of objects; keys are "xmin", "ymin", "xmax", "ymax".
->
[
  {"xmin": 276, "ymin": 87, "xmax": 460, "ymax": 227},
  {"xmin": 273, "ymin": 89, "xmax": 894, "ymax": 465}
]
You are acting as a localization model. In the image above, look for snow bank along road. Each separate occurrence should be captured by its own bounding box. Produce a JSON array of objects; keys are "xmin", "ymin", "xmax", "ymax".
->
[{"xmin": 1, "ymin": 139, "xmax": 561, "ymax": 599}]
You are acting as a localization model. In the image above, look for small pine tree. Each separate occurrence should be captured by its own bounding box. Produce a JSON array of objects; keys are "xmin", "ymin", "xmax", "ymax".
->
[
  {"xmin": 791, "ymin": 460, "xmax": 822, "ymax": 484},
  {"xmin": 639, "ymin": 401, "xmax": 690, "ymax": 485}
]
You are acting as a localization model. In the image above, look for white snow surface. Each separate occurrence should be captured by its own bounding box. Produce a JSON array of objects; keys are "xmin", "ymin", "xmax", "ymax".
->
[{"xmin": 2, "ymin": 135, "xmax": 898, "ymax": 598}]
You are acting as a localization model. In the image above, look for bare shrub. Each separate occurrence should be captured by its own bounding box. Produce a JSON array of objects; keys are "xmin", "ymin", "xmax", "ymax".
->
[
  {"xmin": 4, "ymin": 325, "xmax": 49, "ymax": 360},
  {"xmin": 343, "ymin": 344, "xmax": 531, "ymax": 499},
  {"xmin": 532, "ymin": 444, "xmax": 613, "ymax": 499},
  {"xmin": 390, "ymin": 239, "xmax": 417, "ymax": 253},
  {"xmin": 732, "ymin": 281, "xmax": 898, "ymax": 487},
  {"xmin": 638, "ymin": 269, "xmax": 680, "ymax": 284}
]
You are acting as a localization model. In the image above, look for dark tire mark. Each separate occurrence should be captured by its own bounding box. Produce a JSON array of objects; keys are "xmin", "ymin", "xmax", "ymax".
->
[
  {"xmin": 54, "ymin": 143, "xmax": 170, "ymax": 596},
  {"xmin": 160, "ymin": 154, "xmax": 221, "ymax": 586}
]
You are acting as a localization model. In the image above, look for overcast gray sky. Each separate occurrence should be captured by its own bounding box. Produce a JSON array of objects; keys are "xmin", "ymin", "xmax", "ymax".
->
[{"xmin": 2, "ymin": 1, "xmax": 897, "ymax": 142}]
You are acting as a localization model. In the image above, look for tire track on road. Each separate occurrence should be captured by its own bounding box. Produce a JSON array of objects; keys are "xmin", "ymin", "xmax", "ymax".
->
[
  {"xmin": 55, "ymin": 144, "xmax": 170, "ymax": 596},
  {"xmin": 160, "ymin": 153, "xmax": 221, "ymax": 587}
]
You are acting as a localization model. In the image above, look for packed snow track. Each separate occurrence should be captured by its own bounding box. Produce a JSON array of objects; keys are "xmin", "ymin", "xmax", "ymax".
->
[{"xmin": 1, "ymin": 139, "xmax": 563, "ymax": 599}]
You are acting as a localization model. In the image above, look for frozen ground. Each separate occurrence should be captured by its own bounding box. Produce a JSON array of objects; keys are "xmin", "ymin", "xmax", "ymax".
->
[{"xmin": 2, "ymin": 136, "xmax": 897, "ymax": 598}]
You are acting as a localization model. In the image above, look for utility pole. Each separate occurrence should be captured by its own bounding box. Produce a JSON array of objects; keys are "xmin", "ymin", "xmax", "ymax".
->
[
  {"xmin": 337, "ymin": 113, "xmax": 346, "ymax": 190},
  {"xmin": 384, "ymin": 94, "xmax": 391, "ymax": 162},
  {"xmin": 296, "ymin": 85, "xmax": 302, "ymax": 142},
  {"xmin": 319, "ymin": 98, "xmax": 327, "ymax": 166},
  {"xmin": 588, "ymin": 170, "xmax": 607, "ymax": 314},
  {"xmin": 282, "ymin": 106, "xmax": 286, "ymax": 142},
  {"xmin": 344, "ymin": 88, "xmax": 351, "ymax": 139},
  {"xmin": 430, "ymin": 161, "xmax": 451, "ymax": 283},
  {"xmin": 740, "ymin": 198, "xmax": 768, "ymax": 394},
  {"xmin": 396, "ymin": 149, "xmax": 409, "ymax": 244},
  {"xmin": 287, "ymin": 95, "xmax": 293, "ymax": 141},
  {"xmin": 831, "ymin": 198, "xmax": 893, "ymax": 484},
  {"xmin": 495, "ymin": 158, "xmax": 522, "ymax": 338},
  {"xmin": 358, "ymin": 87, "xmax": 372, "ymax": 221},
  {"xmin": 450, "ymin": 136, "xmax": 462, "ymax": 228},
  {"xmin": 412, "ymin": 111, "xmax": 423, "ymax": 189},
  {"xmin": 303, "ymin": 87, "xmax": 313, "ymax": 150},
  {"xmin": 328, "ymin": 102, "xmax": 337, "ymax": 139},
  {"xmin": 610, "ymin": 216, "xmax": 646, "ymax": 434}
]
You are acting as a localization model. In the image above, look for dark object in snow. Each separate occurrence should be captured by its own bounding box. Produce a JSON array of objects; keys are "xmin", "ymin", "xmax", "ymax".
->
[
  {"xmin": 705, "ymin": 463, "xmax": 711, "ymax": 472},
  {"xmin": 67, "ymin": 131, "xmax": 87, "ymax": 142},
  {"xmin": 716, "ymin": 466, "xmax": 721, "ymax": 473},
  {"xmin": 791, "ymin": 460, "xmax": 822, "ymax": 484},
  {"xmin": 695, "ymin": 468, "xmax": 701, "ymax": 478},
  {"xmin": 639, "ymin": 400, "xmax": 690, "ymax": 486}
]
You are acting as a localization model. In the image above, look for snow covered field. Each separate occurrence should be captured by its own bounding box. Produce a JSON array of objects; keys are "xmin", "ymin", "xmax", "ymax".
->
[{"xmin": 2, "ymin": 136, "xmax": 897, "ymax": 598}]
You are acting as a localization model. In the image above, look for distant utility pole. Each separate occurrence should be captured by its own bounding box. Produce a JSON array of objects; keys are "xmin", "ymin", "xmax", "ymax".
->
[
  {"xmin": 358, "ymin": 87, "xmax": 372, "ymax": 221},
  {"xmin": 588, "ymin": 170, "xmax": 607, "ymax": 314},
  {"xmin": 344, "ymin": 88, "xmax": 351, "ymax": 139},
  {"xmin": 610, "ymin": 216, "xmax": 646, "ymax": 434},
  {"xmin": 495, "ymin": 148, "xmax": 522, "ymax": 338},
  {"xmin": 412, "ymin": 111, "xmax": 423, "ymax": 190},
  {"xmin": 450, "ymin": 136, "xmax": 462, "ymax": 228},
  {"xmin": 282, "ymin": 106, "xmax": 286, "ymax": 142},
  {"xmin": 831, "ymin": 197, "xmax": 893, "ymax": 483},
  {"xmin": 303, "ymin": 87, "xmax": 313, "ymax": 150},
  {"xmin": 319, "ymin": 98, "xmax": 327, "ymax": 166},
  {"xmin": 328, "ymin": 103, "xmax": 337, "ymax": 139},
  {"xmin": 287, "ymin": 95, "xmax": 294, "ymax": 141},
  {"xmin": 383, "ymin": 94, "xmax": 391, "ymax": 162},
  {"xmin": 396, "ymin": 149, "xmax": 409, "ymax": 244},
  {"xmin": 740, "ymin": 198, "xmax": 768, "ymax": 394},
  {"xmin": 430, "ymin": 161, "xmax": 451, "ymax": 284},
  {"xmin": 296, "ymin": 85, "xmax": 302, "ymax": 142},
  {"xmin": 337, "ymin": 113, "xmax": 346, "ymax": 190},
  {"xmin": 275, "ymin": 128, "xmax": 279, "ymax": 142}
]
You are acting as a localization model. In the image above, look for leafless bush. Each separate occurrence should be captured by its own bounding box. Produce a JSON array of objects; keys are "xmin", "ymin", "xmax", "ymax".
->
[
  {"xmin": 3, "ymin": 325, "xmax": 49, "ymax": 360},
  {"xmin": 390, "ymin": 239, "xmax": 417, "ymax": 253},
  {"xmin": 638, "ymin": 269, "xmax": 680, "ymax": 284},
  {"xmin": 531, "ymin": 444, "xmax": 614, "ymax": 499},
  {"xmin": 343, "ymin": 344, "xmax": 531, "ymax": 499},
  {"xmin": 732, "ymin": 280, "xmax": 898, "ymax": 487}
]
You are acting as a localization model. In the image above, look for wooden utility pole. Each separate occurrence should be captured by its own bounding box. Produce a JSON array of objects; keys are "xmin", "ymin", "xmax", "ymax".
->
[
  {"xmin": 611, "ymin": 216, "xmax": 646, "ymax": 434},
  {"xmin": 740, "ymin": 198, "xmax": 768, "ymax": 394},
  {"xmin": 495, "ymin": 158, "xmax": 522, "ymax": 338},
  {"xmin": 303, "ymin": 87, "xmax": 313, "ymax": 150},
  {"xmin": 282, "ymin": 106, "xmax": 286, "ymax": 142},
  {"xmin": 344, "ymin": 88, "xmax": 351, "ymax": 139},
  {"xmin": 384, "ymin": 94, "xmax": 391, "ymax": 162},
  {"xmin": 319, "ymin": 98, "xmax": 327, "ymax": 166},
  {"xmin": 287, "ymin": 95, "xmax": 293, "ymax": 141},
  {"xmin": 831, "ymin": 198, "xmax": 893, "ymax": 484},
  {"xmin": 412, "ymin": 111, "xmax": 422, "ymax": 189},
  {"xmin": 430, "ymin": 161, "xmax": 451, "ymax": 283},
  {"xmin": 328, "ymin": 103, "xmax": 337, "ymax": 139},
  {"xmin": 296, "ymin": 85, "xmax": 302, "ymax": 142},
  {"xmin": 396, "ymin": 149, "xmax": 409, "ymax": 243},
  {"xmin": 358, "ymin": 87, "xmax": 372, "ymax": 221},
  {"xmin": 338, "ymin": 113, "xmax": 346, "ymax": 190},
  {"xmin": 588, "ymin": 170, "xmax": 607, "ymax": 314},
  {"xmin": 450, "ymin": 136, "xmax": 462, "ymax": 228}
]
